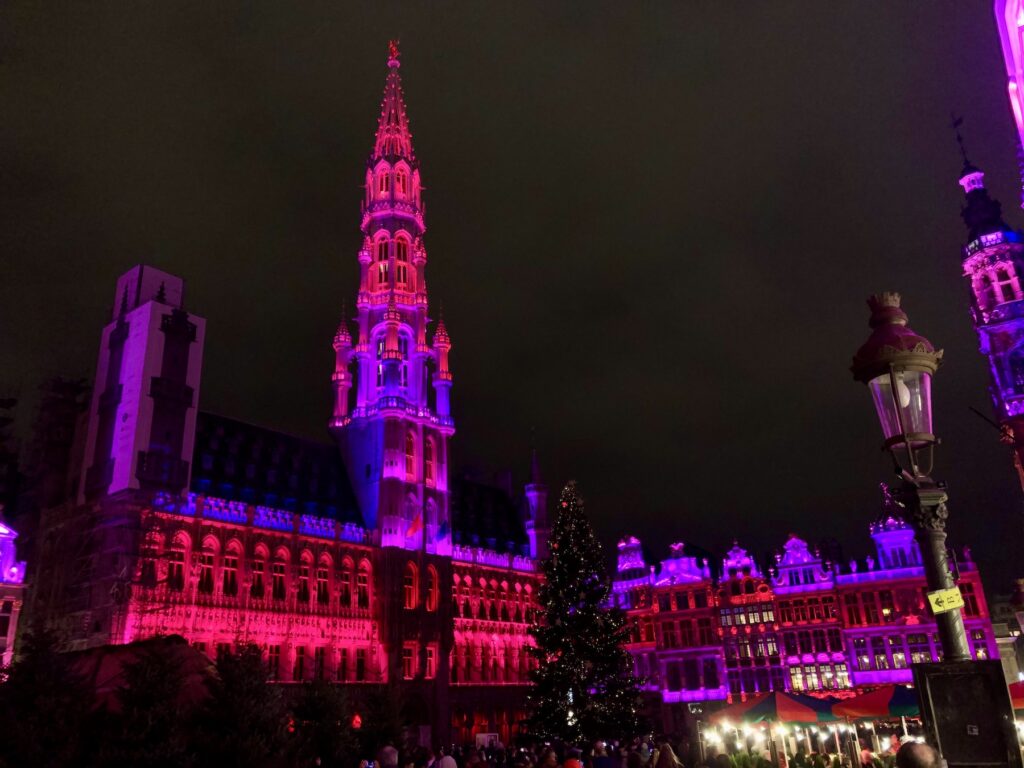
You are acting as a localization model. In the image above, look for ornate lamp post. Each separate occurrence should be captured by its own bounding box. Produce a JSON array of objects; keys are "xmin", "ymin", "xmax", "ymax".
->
[{"xmin": 851, "ymin": 292, "xmax": 971, "ymax": 663}]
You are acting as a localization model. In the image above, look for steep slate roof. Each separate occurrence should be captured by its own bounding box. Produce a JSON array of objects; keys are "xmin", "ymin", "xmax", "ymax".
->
[
  {"xmin": 450, "ymin": 473, "xmax": 529, "ymax": 555},
  {"xmin": 190, "ymin": 412, "xmax": 361, "ymax": 525}
]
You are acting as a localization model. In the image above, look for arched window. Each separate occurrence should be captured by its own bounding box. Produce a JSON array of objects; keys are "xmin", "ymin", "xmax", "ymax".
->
[
  {"xmin": 376, "ymin": 239, "xmax": 389, "ymax": 262},
  {"xmin": 995, "ymin": 267, "xmax": 1019, "ymax": 303},
  {"xmin": 168, "ymin": 533, "xmax": 189, "ymax": 591},
  {"xmin": 272, "ymin": 549, "xmax": 289, "ymax": 601},
  {"xmin": 316, "ymin": 556, "xmax": 331, "ymax": 605},
  {"xmin": 339, "ymin": 558, "xmax": 354, "ymax": 608},
  {"xmin": 251, "ymin": 545, "xmax": 268, "ymax": 598},
  {"xmin": 223, "ymin": 541, "xmax": 241, "ymax": 596},
  {"xmin": 426, "ymin": 565, "xmax": 439, "ymax": 612},
  {"xmin": 424, "ymin": 439, "xmax": 435, "ymax": 486},
  {"xmin": 356, "ymin": 561, "xmax": 371, "ymax": 609},
  {"xmin": 396, "ymin": 168, "xmax": 408, "ymax": 196},
  {"xmin": 378, "ymin": 170, "xmax": 391, "ymax": 195},
  {"xmin": 403, "ymin": 562, "xmax": 419, "ymax": 609},
  {"xmin": 405, "ymin": 432, "xmax": 416, "ymax": 480},
  {"xmin": 395, "ymin": 238, "xmax": 409, "ymax": 286},
  {"xmin": 298, "ymin": 552, "xmax": 313, "ymax": 603}
]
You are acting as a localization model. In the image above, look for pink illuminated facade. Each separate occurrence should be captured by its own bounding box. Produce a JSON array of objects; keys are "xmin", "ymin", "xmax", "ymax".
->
[
  {"xmin": 26, "ymin": 44, "xmax": 544, "ymax": 746},
  {"xmin": 612, "ymin": 494, "xmax": 995, "ymax": 733}
]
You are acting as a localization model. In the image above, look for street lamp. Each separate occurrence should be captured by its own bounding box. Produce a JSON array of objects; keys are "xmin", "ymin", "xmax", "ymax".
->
[{"xmin": 851, "ymin": 292, "xmax": 971, "ymax": 662}]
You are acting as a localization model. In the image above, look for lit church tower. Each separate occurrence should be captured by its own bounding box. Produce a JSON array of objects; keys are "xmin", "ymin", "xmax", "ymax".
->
[
  {"xmin": 957, "ymin": 147, "xmax": 1024, "ymax": 487},
  {"xmin": 331, "ymin": 41, "xmax": 453, "ymax": 553}
]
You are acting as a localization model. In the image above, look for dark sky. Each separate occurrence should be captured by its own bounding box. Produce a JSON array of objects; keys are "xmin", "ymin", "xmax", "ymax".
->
[{"xmin": 2, "ymin": 2, "xmax": 1022, "ymax": 590}]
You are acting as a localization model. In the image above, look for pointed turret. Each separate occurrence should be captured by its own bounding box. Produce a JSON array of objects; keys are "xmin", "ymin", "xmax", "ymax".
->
[
  {"xmin": 960, "ymin": 163, "xmax": 1014, "ymax": 244},
  {"xmin": 372, "ymin": 40, "xmax": 415, "ymax": 163},
  {"xmin": 524, "ymin": 435, "xmax": 548, "ymax": 560}
]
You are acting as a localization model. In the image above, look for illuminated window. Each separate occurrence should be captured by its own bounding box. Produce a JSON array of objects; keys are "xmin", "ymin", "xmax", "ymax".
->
[
  {"xmin": 425, "ymin": 646, "xmax": 436, "ymax": 679},
  {"xmin": 396, "ymin": 169, "xmax": 408, "ymax": 195},
  {"xmin": 872, "ymin": 636, "xmax": 888, "ymax": 670},
  {"xmin": 272, "ymin": 562, "xmax": 287, "ymax": 601},
  {"xmin": 378, "ymin": 171, "xmax": 390, "ymax": 195},
  {"xmin": 973, "ymin": 630, "xmax": 989, "ymax": 660},
  {"xmin": 339, "ymin": 565, "xmax": 352, "ymax": 607},
  {"xmin": 907, "ymin": 633, "xmax": 931, "ymax": 664},
  {"xmin": 879, "ymin": 590, "xmax": 895, "ymax": 622},
  {"xmin": 378, "ymin": 262, "xmax": 389, "ymax": 287},
  {"xmin": 961, "ymin": 582, "xmax": 980, "ymax": 616},
  {"xmin": 403, "ymin": 562, "xmax": 418, "ymax": 609},
  {"xmin": 337, "ymin": 648, "xmax": 349, "ymax": 681},
  {"xmin": 356, "ymin": 566, "xmax": 370, "ymax": 609},
  {"xmin": 377, "ymin": 239, "xmax": 388, "ymax": 262},
  {"xmin": 863, "ymin": 593, "xmax": 880, "ymax": 624},
  {"xmin": 398, "ymin": 336, "xmax": 409, "ymax": 388},
  {"xmin": 250, "ymin": 559, "xmax": 265, "ymax": 598},
  {"xmin": 994, "ymin": 267, "xmax": 1018, "ymax": 303},
  {"xmin": 298, "ymin": 564, "xmax": 311, "ymax": 602},
  {"xmin": 316, "ymin": 567, "xmax": 329, "ymax": 605},
  {"xmin": 803, "ymin": 664, "xmax": 820, "ymax": 690},
  {"xmin": 222, "ymin": 554, "xmax": 238, "ymax": 596},
  {"xmin": 426, "ymin": 566, "xmax": 439, "ymax": 612},
  {"xmin": 424, "ymin": 439, "xmax": 435, "ymax": 485},
  {"xmin": 396, "ymin": 238, "xmax": 409, "ymax": 262},
  {"xmin": 402, "ymin": 646, "xmax": 416, "ymax": 679},
  {"xmin": 405, "ymin": 432, "xmax": 416, "ymax": 479},
  {"xmin": 835, "ymin": 663, "xmax": 850, "ymax": 688},
  {"xmin": 167, "ymin": 549, "xmax": 185, "ymax": 591},
  {"xmin": 844, "ymin": 593, "xmax": 861, "ymax": 625},
  {"xmin": 854, "ymin": 637, "xmax": 870, "ymax": 670},
  {"xmin": 198, "ymin": 553, "xmax": 214, "ymax": 594},
  {"xmin": 268, "ymin": 645, "xmax": 281, "ymax": 680}
]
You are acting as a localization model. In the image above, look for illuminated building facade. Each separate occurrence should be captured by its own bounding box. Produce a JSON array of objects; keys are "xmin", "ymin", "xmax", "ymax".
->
[
  {"xmin": 0, "ymin": 521, "xmax": 26, "ymax": 667},
  {"xmin": 26, "ymin": 44, "xmax": 543, "ymax": 746},
  {"xmin": 612, "ymin": 496, "xmax": 995, "ymax": 733}
]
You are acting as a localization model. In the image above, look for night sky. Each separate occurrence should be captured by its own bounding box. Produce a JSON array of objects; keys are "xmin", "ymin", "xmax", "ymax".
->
[{"xmin": 2, "ymin": 2, "xmax": 1022, "ymax": 590}]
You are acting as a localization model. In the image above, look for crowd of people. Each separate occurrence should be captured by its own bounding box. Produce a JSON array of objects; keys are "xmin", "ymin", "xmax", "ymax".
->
[{"xmin": 365, "ymin": 735, "xmax": 944, "ymax": 768}]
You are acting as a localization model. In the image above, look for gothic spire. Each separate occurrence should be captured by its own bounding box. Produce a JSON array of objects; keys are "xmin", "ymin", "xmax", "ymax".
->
[{"xmin": 372, "ymin": 40, "xmax": 415, "ymax": 163}]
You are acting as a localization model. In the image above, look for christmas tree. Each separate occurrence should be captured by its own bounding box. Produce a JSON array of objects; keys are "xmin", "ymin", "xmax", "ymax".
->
[{"xmin": 527, "ymin": 481, "xmax": 643, "ymax": 745}]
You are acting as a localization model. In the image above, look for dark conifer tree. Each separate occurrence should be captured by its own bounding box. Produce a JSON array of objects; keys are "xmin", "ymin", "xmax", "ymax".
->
[{"xmin": 526, "ymin": 481, "xmax": 643, "ymax": 745}]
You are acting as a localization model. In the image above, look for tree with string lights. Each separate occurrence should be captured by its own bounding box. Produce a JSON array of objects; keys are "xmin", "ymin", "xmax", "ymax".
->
[{"xmin": 526, "ymin": 481, "xmax": 644, "ymax": 745}]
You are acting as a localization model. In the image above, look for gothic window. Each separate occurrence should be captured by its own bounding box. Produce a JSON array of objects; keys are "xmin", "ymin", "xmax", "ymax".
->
[
  {"xmin": 268, "ymin": 645, "xmax": 281, "ymax": 680},
  {"xmin": 405, "ymin": 432, "xmax": 416, "ymax": 479},
  {"xmin": 356, "ymin": 563, "xmax": 370, "ymax": 609},
  {"xmin": 272, "ymin": 561, "xmax": 287, "ymax": 601},
  {"xmin": 378, "ymin": 171, "xmax": 390, "ymax": 195},
  {"xmin": 426, "ymin": 565, "xmax": 439, "ymax": 612},
  {"xmin": 396, "ymin": 169, "xmax": 408, "ymax": 196},
  {"xmin": 250, "ymin": 558, "xmax": 265, "ymax": 598},
  {"xmin": 402, "ymin": 646, "xmax": 415, "ymax": 679},
  {"xmin": 339, "ymin": 560, "xmax": 353, "ymax": 607},
  {"xmin": 398, "ymin": 336, "xmax": 409, "ymax": 388},
  {"xmin": 294, "ymin": 646, "xmax": 306, "ymax": 681},
  {"xmin": 316, "ymin": 566, "xmax": 330, "ymax": 605},
  {"xmin": 425, "ymin": 645, "xmax": 436, "ymax": 678},
  {"xmin": 298, "ymin": 560, "xmax": 311, "ymax": 603},
  {"xmin": 403, "ymin": 562, "xmax": 419, "ymax": 610},
  {"xmin": 167, "ymin": 549, "xmax": 185, "ymax": 591},
  {"xmin": 222, "ymin": 550, "xmax": 239, "ymax": 596},
  {"xmin": 397, "ymin": 263, "xmax": 408, "ymax": 287},
  {"xmin": 424, "ymin": 439, "xmax": 435, "ymax": 485},
  {"xmin": 377, "ymin": 261, "xmax": 389, "ymax": 287},
  {"xmin": 377, "ymin": 239, "xmax": 389, "ymax": 262}
]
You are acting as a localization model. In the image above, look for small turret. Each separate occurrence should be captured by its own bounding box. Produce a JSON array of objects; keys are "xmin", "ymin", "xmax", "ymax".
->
[
  {"xmin": 331, "ymin": 311, "xmax": 354, "ymax": 424},
  {"xmin": 616, "ymin": 536, "xmax": 647, "ymax": 579},
  {"xmin": 523, "ymin": 440, "xmax": 549, "ymax": 559}
]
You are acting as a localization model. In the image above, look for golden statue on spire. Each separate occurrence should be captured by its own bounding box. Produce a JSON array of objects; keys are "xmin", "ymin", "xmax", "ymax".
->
[{"xmin": 388, "ymin": 39, "xmax": 400, "ymax": 61}]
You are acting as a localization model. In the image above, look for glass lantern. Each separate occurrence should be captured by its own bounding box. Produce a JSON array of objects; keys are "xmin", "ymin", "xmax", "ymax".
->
[{"xmin": 867, "ymin": 367, "xmax": 934, "ymax": 452}]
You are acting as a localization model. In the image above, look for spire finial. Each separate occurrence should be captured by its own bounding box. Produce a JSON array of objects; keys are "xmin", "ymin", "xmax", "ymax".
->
[
  {"xmin": 388, "ymin": 39, "xmax": 400, "ymax": 67},
  {"xmin": 952, "ymin": 112, "xmax": 971, "ymax": 170}
]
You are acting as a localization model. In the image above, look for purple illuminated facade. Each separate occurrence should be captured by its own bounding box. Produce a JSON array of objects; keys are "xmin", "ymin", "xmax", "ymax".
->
[
  {"xmin": 24, "ymin": 44, "xmax": 545, "ymax": 746},
  {"xmin": 0, "ymin": 521, "xmax": 26, "ymax": 667},
  {"xmin": 612, "ymin": 494, "xmax": 995, "ymax": 732}
]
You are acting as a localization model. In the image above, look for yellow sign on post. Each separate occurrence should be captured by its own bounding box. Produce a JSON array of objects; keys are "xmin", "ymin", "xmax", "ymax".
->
[{"xmin": 927, "ymin": 586, "xmax": 965, "ymax": 615}]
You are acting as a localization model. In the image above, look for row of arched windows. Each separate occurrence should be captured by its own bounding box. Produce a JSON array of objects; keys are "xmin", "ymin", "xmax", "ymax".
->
[
  {"xmin": 142, "ymin": 532, "xmax": 374, "ymax": 611},
  {"xmin": 451, "ymin": 575, "xmax": 537, "ymax": 625},
  {"xmin": 373, "ymin": 235, "xmax": 414, "ymax": 290},
  {"xmin": 369, "ymin": 164, "xmax": 418, "ymax": 204}
]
